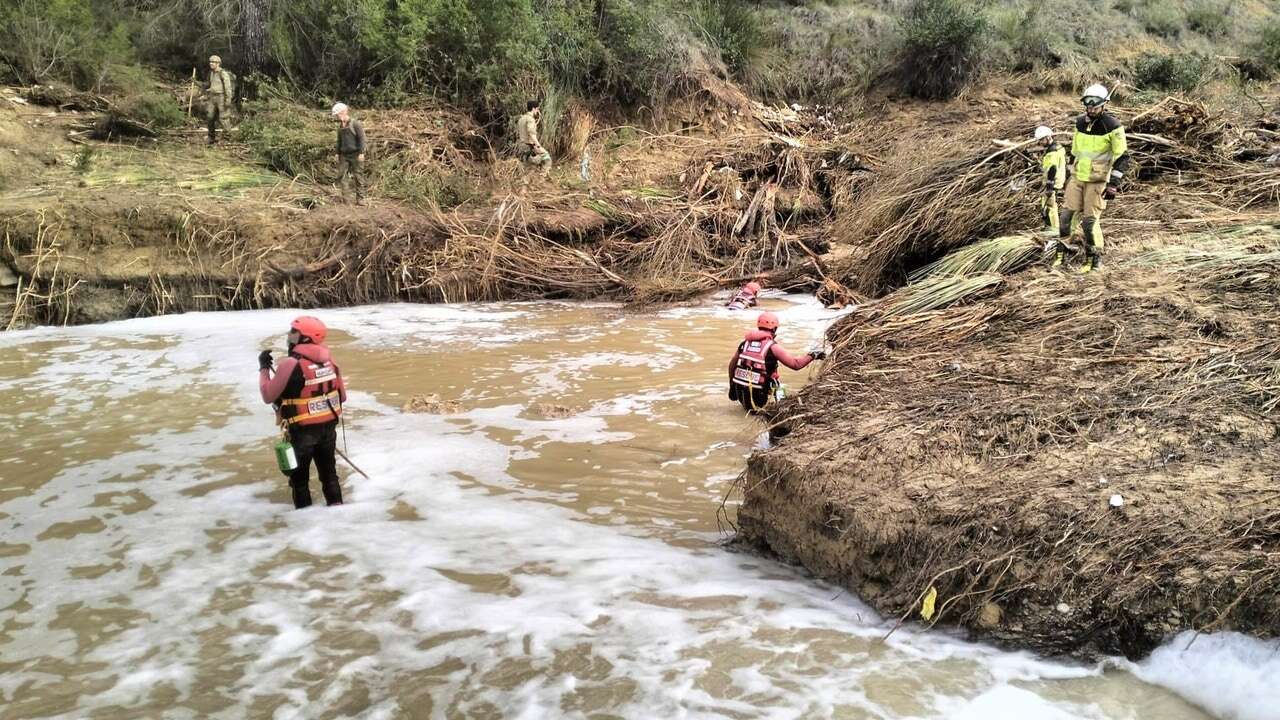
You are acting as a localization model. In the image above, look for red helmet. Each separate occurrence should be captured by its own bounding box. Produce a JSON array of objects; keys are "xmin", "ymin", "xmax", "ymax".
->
[
  {"xmin": 757, "ymin": 311, "xmax": 779, "ymax": 331},
  {"xmin": 290, "ymin": 315, "xmax": 327, "ymax": 344},
  {"xmin": 745, "ymin": 281, "xmax": 762, "ymax": 293}
]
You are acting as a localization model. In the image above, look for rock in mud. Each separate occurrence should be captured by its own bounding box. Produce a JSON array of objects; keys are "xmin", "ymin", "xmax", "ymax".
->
[
  {"xmin": 531, "ymin": 403, "xmax": 576, "ymax": 419},
  {"xmin": 402, "ymin": 394, "xmax": 463, "ymax": 414}
]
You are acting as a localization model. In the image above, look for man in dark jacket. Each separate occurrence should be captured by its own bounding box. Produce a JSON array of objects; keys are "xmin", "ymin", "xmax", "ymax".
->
[{"xmin": 332, "ymin": 102, "xmax": 367, "ymax": 205}]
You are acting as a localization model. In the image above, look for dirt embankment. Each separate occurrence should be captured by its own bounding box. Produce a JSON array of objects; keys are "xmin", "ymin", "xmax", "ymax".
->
[
  {"xmin": 6, "ymin": 77, "xmax": 1280, "ymax": 661},
  {"xmin": 736, "ymin": 232, "xmax": 1280, "ymax": 659},
  {"xmin": 733, "ymin": 91, "xmax": 1280, "ymax": 658},
  {"xmin": 0, "ymin": 85, "xmax": 858, "ymax": 328}
]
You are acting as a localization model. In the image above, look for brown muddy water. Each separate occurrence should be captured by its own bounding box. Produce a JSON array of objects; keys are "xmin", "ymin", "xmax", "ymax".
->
[{"xmin": 0, "ymin": 297, "xmax": 1271, "ymax": 719}]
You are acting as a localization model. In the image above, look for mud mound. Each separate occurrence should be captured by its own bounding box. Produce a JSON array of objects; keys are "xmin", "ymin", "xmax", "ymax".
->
[{"xmin": 737, "ymin": 224, "xmax": 1280, "ymax": 659}]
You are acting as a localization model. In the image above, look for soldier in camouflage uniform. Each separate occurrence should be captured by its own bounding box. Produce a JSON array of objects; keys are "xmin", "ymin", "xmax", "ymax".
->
[
  {"xmin": 517, "ymin": 100, "xmax": 551, "ymax": 179},
  {"xmin": 204, "ymin": 55, "xmax": 236, "ymax": 145}
]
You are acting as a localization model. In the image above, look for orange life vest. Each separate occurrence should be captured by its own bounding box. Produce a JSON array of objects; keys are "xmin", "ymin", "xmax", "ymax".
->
[
  {"xmin": 727, "ymin": 289, "xmax": 757, "ymax": 310},
  {"xmin": 278, "ymin": 353, "xmax": 342, "ymax": 427},
  {"xmin": 729, "ymin": 334, "xmax": 778, "ymax": 410}
]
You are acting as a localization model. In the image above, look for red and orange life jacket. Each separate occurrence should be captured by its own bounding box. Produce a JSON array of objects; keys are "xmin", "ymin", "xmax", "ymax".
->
[
  {"xmin": 727, "ymin": 289, "xmax": 758, "ymax": 310},
  {"xmin": 731, "ymin": 332, "xmax": 778, "ymax": 393},
  {"xmin": 278, "ymin": 345, "xmax": 343, "ymax": 427}
]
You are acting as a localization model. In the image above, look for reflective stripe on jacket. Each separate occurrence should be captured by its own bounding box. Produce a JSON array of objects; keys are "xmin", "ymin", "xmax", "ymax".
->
[
  {"xmin": 732, "ymin": 336, "xmax": 775, "ymax": 392},
  {"xmin": 1041, "ymin": 144, "xmax": 1067, "ymax": 190},
  {"xmin": 270, "ymin": 344, "xmax": 344, "ymax": 427},
  {"xmin": 727, "ymin": 289, "xmax": 758, "ymax": 310},
  {"xmin": 1071, "ymin": 113, "xmax": 1128, "ymax": 184}
]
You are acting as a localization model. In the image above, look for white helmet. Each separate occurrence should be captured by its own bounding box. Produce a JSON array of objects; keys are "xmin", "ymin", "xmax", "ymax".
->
[
  {"xmin": 1082, "ymin": 84, "xmax": 1110, "ymax": 104},
  {"xmin": 331, "ymin": 102, "xmax": 349, "ymax": 116},
  {"xmin": 1034, "ymin": 125, "xmax": 1053, "ymax": 141}
]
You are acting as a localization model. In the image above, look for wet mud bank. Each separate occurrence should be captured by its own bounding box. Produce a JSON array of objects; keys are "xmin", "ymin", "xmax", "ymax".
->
[{"xmin": 735, "ymin": 229, "xmax": 1280, "ymax": 661}]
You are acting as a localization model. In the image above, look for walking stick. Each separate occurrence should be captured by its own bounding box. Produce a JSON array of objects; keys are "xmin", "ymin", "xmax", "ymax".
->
[
  {"xmin": 187, "ymin": 67, "xmax": 197, "ymax": 117},
  {"xmin": 335, "ymin": 446, "xmax": 370, "ymax": 479}
]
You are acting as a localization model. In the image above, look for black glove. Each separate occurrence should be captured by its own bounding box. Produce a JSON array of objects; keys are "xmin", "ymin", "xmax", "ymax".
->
[
  {"xmin": 258, "ymin": 350, "xmax": 273, "ymax": 371},
  {"xmin": 811, "ymin": 350, "xmax": 827, "ymax": 360},
  {"xmin": 1103, "ymin": 184, "xmax": 1118, "ymax": 201}
]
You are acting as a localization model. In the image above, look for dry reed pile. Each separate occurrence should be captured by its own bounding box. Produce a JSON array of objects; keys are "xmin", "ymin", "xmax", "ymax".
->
[
  {"xmin": 1, "ymin": 128, "xmax": 867, "ymax": 324},
  {"xmin": 748, "ymin": 224, "xmax": 1280, "ymax": 658},
  {"xmin": 829, "ymin": 97, "xmax": 1280, "ymax": 298}
]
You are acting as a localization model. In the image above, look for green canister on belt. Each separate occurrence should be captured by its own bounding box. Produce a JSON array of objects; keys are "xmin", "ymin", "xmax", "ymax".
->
[{"xmin": 274, "ymin": 434, "xmax": 297, "ymax": 476}]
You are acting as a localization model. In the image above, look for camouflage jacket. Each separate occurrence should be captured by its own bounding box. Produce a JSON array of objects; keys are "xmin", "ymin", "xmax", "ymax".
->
[{"xmin": 204, "ymin": 69, "xmax": 236, "ymax": 98}]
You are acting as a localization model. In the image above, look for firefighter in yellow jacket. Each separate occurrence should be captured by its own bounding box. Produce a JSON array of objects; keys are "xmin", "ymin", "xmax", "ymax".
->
[
  {"xmin": 1035, "ymin": 125, "xmax": 1066, "ymax": 234},
  {"xmin": 1055, "ymin": 84, "xmax": 1129, "ymax": 273}
]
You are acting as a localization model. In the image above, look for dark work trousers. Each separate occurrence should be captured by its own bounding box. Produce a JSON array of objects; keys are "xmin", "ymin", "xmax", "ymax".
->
[{"xmin": 288, "ymin": 421, "xmax": 343, "ymax": 508}]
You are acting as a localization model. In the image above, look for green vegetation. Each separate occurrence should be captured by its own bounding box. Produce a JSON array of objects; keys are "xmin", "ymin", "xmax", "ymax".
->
[
  {"xmin": 894, "ymin": 0, "xmax": 990, "ymax": 100},
  {"xmin": 1, "ymin": 0, "xmax": 1276, "ymax": 118},
  {"xmin": 1248, "ymin": 21, "xmax": 1280, "ymax": 78},
  {"xmin": 1138, "ymin": 2, "xmax": 1184, "ymax": 39},
  {"xmin": 988, "ymin": 2, "xmax": 1059, "ymax": 72},
  {"xmin": 1133, "ymin": 51, "xmax": 1215, "ymax": 92},
  {"xmin": 1186, "ymin": 2, "xmax": 1230, "ymax": 38},
  {"xmin": 237, "ymin": 107, "xmax": 332, "ymax": 179}
]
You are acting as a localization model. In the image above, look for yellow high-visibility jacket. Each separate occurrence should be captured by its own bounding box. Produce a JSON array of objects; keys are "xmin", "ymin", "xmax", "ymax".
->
[
  {"xmin": 1071, "ymin": 112, "xmax": 1129, "ymax": 184},
  {"xmin": 1041, "ymin": 143, "xmax": 1066, "ymax": 191}
]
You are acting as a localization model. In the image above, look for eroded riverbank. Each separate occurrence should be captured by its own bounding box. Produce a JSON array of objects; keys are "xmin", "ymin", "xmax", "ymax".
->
[{"xmin": 1, "ymin": 299, "xmax": 1275, "ymax": 718}]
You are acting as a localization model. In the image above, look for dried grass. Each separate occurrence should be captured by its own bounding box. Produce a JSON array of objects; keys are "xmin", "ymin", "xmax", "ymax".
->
[{"xmin": 749, "ymin": 223, "xmax": 1280, "ymax": 658}]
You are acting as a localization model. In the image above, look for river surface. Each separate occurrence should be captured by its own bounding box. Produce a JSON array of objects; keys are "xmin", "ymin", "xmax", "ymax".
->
[{"xmin": 1, "ymin": 296, "xmax": 1276, "ymax": 719}]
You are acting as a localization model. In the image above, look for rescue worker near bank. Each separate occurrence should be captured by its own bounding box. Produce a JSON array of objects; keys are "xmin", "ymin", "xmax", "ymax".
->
[
  {"xmin": 727, "ymin": 281, "xmax": 762, "ymax": 310},
  {"xmin": 1056, "ymin": 84, "xmax": 1130, "ymax": 273},
  {"xmin": 1035, "ymin": 125, "xmax": 1066, "ymax": 233},
  {"xmin": 204, "ymin": 55, "xmax": 236, "ymax": 145},
  {"xmin": 728, "ymin": 311, "xmax": 825, "ymax": 412},
  {"xmin": 332, "ymin": 102, "xmax": 367, "ymax": 205},
  {"xmin": 259, "ymin": 316, "xmax": 347, "ymax": 509},
  {"xmin": 517, "ymin": 100, "xmax": 552, "ymax": 179}
]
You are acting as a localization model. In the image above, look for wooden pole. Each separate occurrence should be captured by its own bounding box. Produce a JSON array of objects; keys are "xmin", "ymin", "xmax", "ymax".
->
[
  {"xmin": 187, "ymin": 67, "xmax": 197, "ymax": 117},
  {"xmin": 335, "ymin": 446, "xmax": 370, "ymax": 479}
]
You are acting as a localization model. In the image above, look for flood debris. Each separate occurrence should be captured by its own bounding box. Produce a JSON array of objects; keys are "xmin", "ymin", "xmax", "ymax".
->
[
  {"xmin": 530, "ymin": 403, "xmax": 576, "ymax": 420},
  {"xmin": 402, "ymin": 394, "xmax": 463, "ymax": 414},
  {"xmin": 737, "ymin": 224, "xmax": 1280, "ymax": 660}
]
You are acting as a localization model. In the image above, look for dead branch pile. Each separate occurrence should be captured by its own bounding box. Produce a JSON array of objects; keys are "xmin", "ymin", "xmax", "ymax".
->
[
  {"xmin": 751, "ymin": 225, "xmax": 1280, "ymax": 658},
  {"xmin": 361, "ymin": 105, "xmax": 490, "ymax": 170},
  {"xmin": 829, "ymin": 116, "xmax": 1040, "ymax": 297},
  {"xmin": 22, "ymin": 84, "xmax": 111, "ymax": 112},
  {"xmin": 829, "ymin": 98, "xmax": 1280, "ymax": 299},
  {"xmin": 2, "ymin": 134, "xmax": 858, "ymax": 323}
]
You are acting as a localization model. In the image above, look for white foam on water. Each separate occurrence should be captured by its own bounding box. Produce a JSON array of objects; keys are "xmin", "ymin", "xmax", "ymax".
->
[
  {"xmin": 1128, "ymin": 631, "xmax": 1280, "ymax": 720},
  {"xmin": 0, "ymin": 301, "xmax": 1245, "ymax": 719}
]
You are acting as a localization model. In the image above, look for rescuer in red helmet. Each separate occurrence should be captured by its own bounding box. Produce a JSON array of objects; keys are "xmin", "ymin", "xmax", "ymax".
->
[
  {"xmin": 258, "ymin": 316, "xmax": 347, "ymax": 508},
  {"xmin": 728, "ymin": 311, "xmax": 825, "ymax": 412},
  {"xmin": 726, "ymin": 280, "xmax": 763, "ymax": 310}
]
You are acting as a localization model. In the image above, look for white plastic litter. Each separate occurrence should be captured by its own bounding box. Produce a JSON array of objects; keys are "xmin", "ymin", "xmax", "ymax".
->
[{"xmin": 1109, "ymin": 494, "xmax": 1124, "ymax": 508}]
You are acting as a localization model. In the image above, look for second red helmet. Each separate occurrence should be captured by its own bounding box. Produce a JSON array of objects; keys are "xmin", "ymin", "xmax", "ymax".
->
[
  {"xmin": 290, "ymin": 315, "xmax": 327, "ymax": 344},
  {"xmin": 756, "ymin": 311, "xmax": 779, "ymax": 330}
]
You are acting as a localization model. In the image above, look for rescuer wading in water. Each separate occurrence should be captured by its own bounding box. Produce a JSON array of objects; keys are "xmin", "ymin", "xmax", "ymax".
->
[
  {"xmin": 259, "ymin": 316, "xmax": 347, "ymax": 509},
  {"xmin": 728, "ymin": 311, "xmax": 825, "ymax": 412},
  {"xmin": 726, "ymin": 281, "xmax": 762, "ymax": 310}
]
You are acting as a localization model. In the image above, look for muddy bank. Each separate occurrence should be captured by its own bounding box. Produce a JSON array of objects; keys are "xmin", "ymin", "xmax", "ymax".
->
[
  {"xmin": 0, "ymin": 91, "xmax": 857, "ymax": 327},
  {"xmin": 736, "ymin": 225, "xmax": 1280, "ymax": 660}
]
